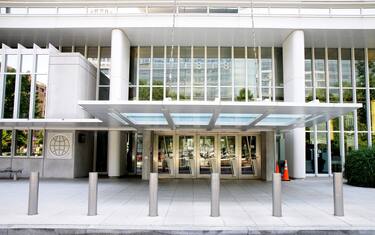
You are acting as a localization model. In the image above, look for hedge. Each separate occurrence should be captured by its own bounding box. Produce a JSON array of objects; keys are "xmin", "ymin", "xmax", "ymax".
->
[{"xmin": 344, "ymin": 147, "xmax": 375, "ymax": 187}]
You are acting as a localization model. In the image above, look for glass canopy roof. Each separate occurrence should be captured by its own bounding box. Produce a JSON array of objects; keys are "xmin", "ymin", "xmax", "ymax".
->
[{"xmin": 78, "ymin": 101, "xmax": 361, "ymax": 130}]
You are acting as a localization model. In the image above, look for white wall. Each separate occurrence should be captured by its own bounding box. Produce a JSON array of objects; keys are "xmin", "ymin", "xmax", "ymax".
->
[{"xmin": 46, "ymin": 53, "xmax": 96, "ymax": 119}]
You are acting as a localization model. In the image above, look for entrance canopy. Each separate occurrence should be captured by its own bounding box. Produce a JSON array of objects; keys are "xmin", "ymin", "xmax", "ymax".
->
[{"xmin": 78, "ymin": 100, "xmax": 361, "ymax": 131}]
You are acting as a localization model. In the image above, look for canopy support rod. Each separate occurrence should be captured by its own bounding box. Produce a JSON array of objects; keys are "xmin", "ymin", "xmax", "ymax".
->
[
  {"xmin": 242, "ymin": 112, "xmax": 269, "ymax": 131},
  {"xmin": 207, "ymin": 109, "xmax": 220, "ymax": 131},
  {"xmin": 162, "ymin": 108, "xmax": 176, "ymax": 130}
]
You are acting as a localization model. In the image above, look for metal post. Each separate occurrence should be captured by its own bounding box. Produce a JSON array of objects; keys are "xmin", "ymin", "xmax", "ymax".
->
[
  {"xmin": 210, "ymin": 172, "xmax": 220, "ymax": 217},
  {"xmin": 333, "ymin": 172, "xmax": 344, "ymax": 216},
  {"xmin": 149, "ymin": 172, "xmax": 158, "ymax": 217},
  {"xmin": 28, "ymin": 172, "xmax": 39, "ymax": 215},
  {"xmin": 88, "ymin": 172, "xmax": 98, "ymax": 216},
  {"xmin": 272, "ymin": 173, "xmax": 282, "ymax": 217}
]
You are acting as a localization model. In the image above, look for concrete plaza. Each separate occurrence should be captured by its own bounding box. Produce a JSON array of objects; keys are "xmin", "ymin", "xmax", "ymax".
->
[{"xmin": 0, "ymin": 177, "xmax": 375, "ymax": 234}]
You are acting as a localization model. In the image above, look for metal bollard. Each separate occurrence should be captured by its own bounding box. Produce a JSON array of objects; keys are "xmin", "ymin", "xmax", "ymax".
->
[
  {"xmin": 210, "ymin": 173, "xmax": 220, "ymax": 217},
  {"xmin": 28, "ymin": 172, "xmax": 39, "ymax": 215},
  {"xmin": 333, "ymin": 172, "xmax": 344, "ymax": 216},
  {"xmin": 272, "ymin": 173, "xmax": 282, "ymax": 217},
  {"xmin": 88, "ymin": 172, "xmax": 98, "ymax": 216},
  {"xmin": 149, "ymin": 173, "xmax": 158, "ymax": 217}
]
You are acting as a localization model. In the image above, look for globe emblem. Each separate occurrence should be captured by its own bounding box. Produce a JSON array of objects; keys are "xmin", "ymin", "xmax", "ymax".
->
[{"xmin": 49, "ymin": 135, "xmax": 70, "ymax": 157}]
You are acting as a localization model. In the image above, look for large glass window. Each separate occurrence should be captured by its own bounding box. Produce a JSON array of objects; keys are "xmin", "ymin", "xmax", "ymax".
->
[
  {"xmin": 317, "ymin": 132, "xmax": 328, "ymax": 173},
  {"xmin": 315, "ymin": 48, "xmax": 326, "ymax": 91},
  {"xmin": 15, "ymin": 130, "xmax": 28, "ymax": 156},
  {"xmin": 261, "ymin": 47, "xmax": 272, "ymax": 100},
  {"xmin": 166, "ymin": 46, "xmax": 178, "ymax": 100},
  {"xmin": 99, "ymin": 47, "xmax": 111, "ymax": 100},
  {"xmin": 34, "ymin": 54, "xmax": 49, "ymax": 118},
  {"xmin": 31, "ymin": 130, "xmax": 44, "ymax": 157},
  {"xmin": 179, "ymin": 46, "xmax": 191, "ymax": 100},
  {"xmin": 247, "ymin": 47, "xmax": 258, "ymax": 101},
  {"xmin": 0, "ymin": 130, "xmax": 12, "ymax": 156},
  {"xmin": 207, "ymin": 47, "xmax": 219, "ymax": 101},
  {"xmin": 328, "ymin": 49, "xmax": 339, "ymax": 103},
  {"xmin": 233, "ymin": 47, "xmax": 246, "ymax": 101},
  {"xmin": 152, "ymin": 46, "xmax": 164, "ymax": 101},
  {"xmin": 305, "ymin": 131, "xmax": 315, "ymax": 173},
  {"xmin": 4, "ymin": 74, "xmax": 16, "ymax": 118},
  {"xmin": 220, "ymin": 47, "xmax": 232, "ymax": 101},
  {"xmin": 193, "ymin": 47, "xmax": 205, "ymax": 101},
  {"xmin": 139, "ymin": 47, "xmax": 151, "ymax": 100},
  {"xmin": 274, "ymin": 47, "xmax": 284, "ymax": 101},
  {"xmin": 305, "ymin": 48, "xmax": 313, "ymax": 101},
  {"xmin": 129, "ymin": 47, "xmax": 138, "ymax": 100}
]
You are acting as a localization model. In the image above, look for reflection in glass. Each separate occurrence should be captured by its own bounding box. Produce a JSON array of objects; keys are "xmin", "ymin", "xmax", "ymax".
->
[
  {"xmin": 220, "ymin": 136, "xmax": 236, "ymax": 175},
  {"xmin": 344, "ymin": 132, "xmax": 355, "ymax": 154},
  {"xmin": 314, "ymin": 48, "xmax": 326, "ymax": 88},
  {"xmin": 357, "ymin": 88, "xmax": 367, "ymax": 131},
  {"xmin": 241, "ymin": 136, "xmax": 257, "ymax": 175},
  {"xmin": 34, "ymin": 75, "xmax": 48, "ymax": 118},
  {"xmin": 355, "ymin": 49, "xmax": 365, "ymax": 88},
  {"xmin": 261, "ymin": 47, "xmax": 272, "ymax": 100},
  {"xmin": 234, "ymin": 47, "xmax": 245, "ymax": 101},
  {"xmin": 158, "ymin": 136, "xmax": 173, "ymax": 174},
  {"xmin": 19, "ymin": 74, "xmax": 31, "ymax": 118},
  {"xmin": 328, "ymin": 48, "xmax": 339, "ymax": 87},
  {"xmin": 317, "ymin": 132, "xmax": 328, "ymax": 173},
  {"xmin": 4, "ymin": 74, "xmax": 16, "ymax": 118},
  {"xmin": 31, "ymin": 130, "xmax": 44, "ymax": 157},
  {"xmin": 341, "ymin": 49, "xmax": 352, "ymax": 87},
  {"xmin": 129, "ymin": 47, "xmax": 138, "ymax": 100},
  {"xmin": 207, "ymin": 47, "xmax": 219, "ymax": 100},
  {"xmin": 152, "ymin": 46, "xmax": 164, "ymax": 100},
  {"xmin": 193, "ymin": 47, "xmax": 205, "ymax": 100},
  {"xmin": 220, "ymin": 47, "xmax": 232, "ymax": 101},
  {"xmin": 305, "ymin": 132, "xmax": 314, "ymax": 173},
  {"xmin": 179, "ymin": 136, "xmax": 194, "ymax": 174},
  {"xmin": 139, "ymin": 47, "xmax": 151, "ymax": 100},
  {"xmin": 15, "ymin": 130, "xmax": 28, "ymax": 156},
  {"xmin": 358, "ymin": 132, "xmax": 368, "ymax": 149},
  {"xmin": 179, "ymin": 47, "xmax": 191, "ymax": 100},
  {"xmin": 0, "ymin": 130, "xmax": 12, "ymax": 156},
  {"xmin": 247, "ymin": 47, "xmax": 258, "ymax": 101},
  {"xmin": 330, "ymin": 132, "xmax": 341, "ymax": 172},
  {"xmin": 199, "ymin": 136, "xmax": 215, "ymax": 174}
]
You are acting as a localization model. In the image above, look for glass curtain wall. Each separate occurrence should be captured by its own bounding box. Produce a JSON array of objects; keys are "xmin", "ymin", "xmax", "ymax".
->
[
  {"xmin": 305, "ymin": 47, "xmax": 375, "ymax": 175},
  {"xmin": 1, "ymin": 48, "xmax": 47, "ymax": 157},
  {"xmin": 130, "ymin": 46, "xmax": 283, "ymax": 102}
]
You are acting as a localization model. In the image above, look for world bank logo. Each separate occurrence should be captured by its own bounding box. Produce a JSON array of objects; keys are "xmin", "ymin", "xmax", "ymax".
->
[{"xmin": 49, "ymin": 135, "xmax": 70, "ymax": 157}]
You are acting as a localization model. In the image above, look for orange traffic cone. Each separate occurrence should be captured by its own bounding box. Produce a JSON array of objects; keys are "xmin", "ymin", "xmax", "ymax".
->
[
  {"xmin": 275, "ymin": 161, "xmax": 280, "ymax": 173},
  {"xmin": 282, "ymin": 160, "xmax": 290, "ymax": 181}
]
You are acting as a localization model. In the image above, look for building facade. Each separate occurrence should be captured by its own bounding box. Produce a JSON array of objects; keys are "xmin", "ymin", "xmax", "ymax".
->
[{"xmin": 0, "ymin": 0, "xmax": 370, "ymax": 180}]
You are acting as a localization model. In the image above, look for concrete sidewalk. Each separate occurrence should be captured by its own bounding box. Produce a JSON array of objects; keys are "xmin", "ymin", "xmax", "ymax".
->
[{"xmin": 0, "ymin": 177, "xmax": 374, "ymax": 234}]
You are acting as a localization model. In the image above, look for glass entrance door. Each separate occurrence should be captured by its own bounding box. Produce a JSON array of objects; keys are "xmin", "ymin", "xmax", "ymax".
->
[
  {"xmin": 178, "ymin": 135, "xmax": 195, "ymax": 177},
  {"xmin": 198, "ymin": 136, "xmax": 216, "ymax": 176},
  {"xmin": 157, "ymin": 135, "xmax": 174, "ymax": 176},
  {"xmin": 220, "ymin": 136, "xmax": 237, "ymax": 177},
  {"xmin": 240, "ymin": 135, "xmax": 261, "ymax": 178}
]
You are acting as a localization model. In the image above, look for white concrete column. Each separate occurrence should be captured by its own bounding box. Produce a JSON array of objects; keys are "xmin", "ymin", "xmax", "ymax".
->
[
  {"xmin": 108, "ymin": 131, "xmax": 122, "ymax": 177},
  {"xmin": 107, "ymin": 29, "xmax": 130, "ymax": 177},
  {"xmin": 110, "ymin": 29, "xmax": 130, "ymax": 100},
  {"xmin": 282, "ymin": 30, "xmax": 306, "ymax": 179},
  {"xmin": 142, "ymin": 130, "xmax": 152, "ymax": 180}
]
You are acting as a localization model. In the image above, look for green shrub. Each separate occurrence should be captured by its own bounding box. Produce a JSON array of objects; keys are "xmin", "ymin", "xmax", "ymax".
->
[{"xmin": 344, "ymin": 147, "xmax": 375, "ymax": 187}]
